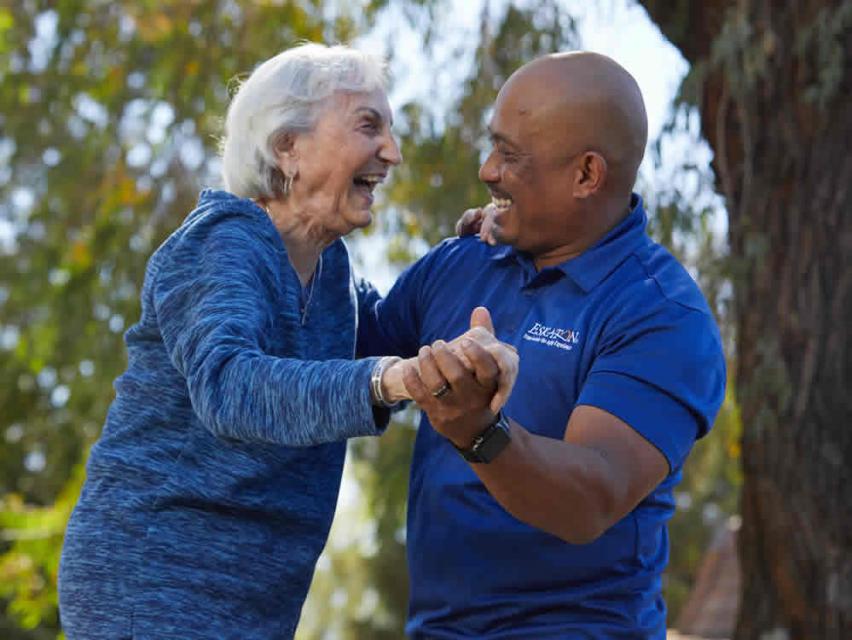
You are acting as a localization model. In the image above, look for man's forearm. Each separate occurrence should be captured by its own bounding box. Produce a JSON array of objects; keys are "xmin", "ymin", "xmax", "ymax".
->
[
  {"xmin": 402, "ymin": 337, "xmax": 650, "ymax": 544},
  {"xmin": 467, "ymin": 419, "xmax": 625, "ymax": 544}
]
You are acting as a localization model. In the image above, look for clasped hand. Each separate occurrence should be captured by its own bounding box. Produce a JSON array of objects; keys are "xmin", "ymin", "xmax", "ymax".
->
[{"xmin": 382, "ymin": 307, "xmax": 518, "ymax": 449}]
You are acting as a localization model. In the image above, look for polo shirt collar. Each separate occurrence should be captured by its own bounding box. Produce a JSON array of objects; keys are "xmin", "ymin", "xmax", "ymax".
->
[
  {"xmin": 489, "ymin": 193, "xmax": 648, "ymax": 292},
  {"xmin": 559, "ymin": 193, "xmax": 648, "ymax": 292}
]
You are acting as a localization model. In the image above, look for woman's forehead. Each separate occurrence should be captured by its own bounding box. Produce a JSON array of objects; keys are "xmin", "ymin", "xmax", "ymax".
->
[{"xmin": 327, "ymin": 89, "xmax": 393, "ymax": 123}]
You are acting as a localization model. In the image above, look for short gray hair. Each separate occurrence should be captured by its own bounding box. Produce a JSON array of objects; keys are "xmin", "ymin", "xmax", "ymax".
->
[{"xmin": 221, "ymin": 43, "xmax": 388, "ymax": 199}]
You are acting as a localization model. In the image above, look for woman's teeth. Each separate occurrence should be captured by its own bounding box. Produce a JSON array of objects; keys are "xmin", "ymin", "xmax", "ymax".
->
[
  {"xmin": 354, "ymin": 174, "xmax": 385, "ymax": 190},
  {"xmin": 492, "ymin": 196, "xmax": 512, "ymax": 210}
]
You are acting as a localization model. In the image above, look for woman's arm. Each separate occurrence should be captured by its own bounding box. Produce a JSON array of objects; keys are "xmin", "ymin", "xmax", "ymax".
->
[{"xmin": 153, "ymin": 210, "xmax": 386, "ymax": 446}]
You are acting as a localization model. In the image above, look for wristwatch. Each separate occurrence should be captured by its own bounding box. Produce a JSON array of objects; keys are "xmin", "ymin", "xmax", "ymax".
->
[{"xmin": 454, "ymin": 412, "xmax": 511, "ymax": 463}]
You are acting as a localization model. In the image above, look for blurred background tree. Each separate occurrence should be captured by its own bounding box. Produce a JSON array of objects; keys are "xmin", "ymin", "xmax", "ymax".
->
[
  {"xmin": 0, "ymin": 1, "xmax": 754, "ymax": 638},
  {"xmin": 640, "ymin": 1, "xmax": 851, "ymax": 637}
]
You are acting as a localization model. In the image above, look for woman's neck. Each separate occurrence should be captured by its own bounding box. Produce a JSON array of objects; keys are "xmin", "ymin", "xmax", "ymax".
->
[{"xmin": 260, "ymin": 198, "xmax": 330, "ymax": 285}]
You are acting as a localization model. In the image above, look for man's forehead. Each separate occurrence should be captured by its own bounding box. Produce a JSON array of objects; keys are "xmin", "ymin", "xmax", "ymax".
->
[
  {"xmin": 495, "ymin": 80, "xmax": 533, "ymax": 114},
  {"xmin": 489, "ymin": 86, "xmax": 554, "ymax": 143}
]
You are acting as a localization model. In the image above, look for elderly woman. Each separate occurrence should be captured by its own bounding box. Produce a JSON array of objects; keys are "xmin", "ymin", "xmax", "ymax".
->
[{"xmin": 58, "ymin": 44, "xmax": 515, "ymax": 640}]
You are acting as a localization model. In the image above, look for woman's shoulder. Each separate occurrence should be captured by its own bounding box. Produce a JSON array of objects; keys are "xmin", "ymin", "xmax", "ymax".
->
[
  {"xmin": 181, "ymin": 189, "xmax": 278, "ymax": 242},
  {"xmin": 163, "ymin": 190, "xmax": 279, "ymax": 254},
  {"xmin": 146, "ymin": 189, "xmax": 283, "ymax": 284}
]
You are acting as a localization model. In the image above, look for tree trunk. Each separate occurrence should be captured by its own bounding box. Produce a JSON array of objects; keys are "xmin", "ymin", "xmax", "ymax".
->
[{"xmin": 639, "ymin": 1, "xmax": 852, "ymax": 637}]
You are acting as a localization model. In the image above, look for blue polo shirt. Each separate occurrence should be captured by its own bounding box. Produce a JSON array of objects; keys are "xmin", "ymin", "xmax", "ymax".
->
[{"xmin": 357, "ymin": 195, "xmax": 726, "ymax": 639}]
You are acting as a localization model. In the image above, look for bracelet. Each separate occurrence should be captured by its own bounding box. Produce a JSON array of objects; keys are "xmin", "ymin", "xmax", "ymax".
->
[{"xmin": 370, "ymin": 356, "xmax": 402, "ymax": 407}]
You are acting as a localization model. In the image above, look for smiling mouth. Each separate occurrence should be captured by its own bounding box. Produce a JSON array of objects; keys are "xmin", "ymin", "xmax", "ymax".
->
[
  {"xmin": 491, "ymin": 194, "xmax": 512, "ymax": 210},
  {"xmin": 353, "ymin": 173, "xmax": 386, "ymax": 194}
]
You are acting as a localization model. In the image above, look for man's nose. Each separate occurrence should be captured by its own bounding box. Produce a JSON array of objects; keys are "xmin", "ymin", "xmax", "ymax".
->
[{"xmin": 479, "ymin": 150, "xmax": 498, "ymax": 183}]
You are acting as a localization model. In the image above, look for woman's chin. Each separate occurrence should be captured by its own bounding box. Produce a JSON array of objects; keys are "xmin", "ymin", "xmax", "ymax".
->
[
  {"xmin": 355, "ymin": 211, "xmax": 373, "ymax": 229},
  {"xmin": 342, "ymin": 207, "xmax": 373, "ymax": 232}
]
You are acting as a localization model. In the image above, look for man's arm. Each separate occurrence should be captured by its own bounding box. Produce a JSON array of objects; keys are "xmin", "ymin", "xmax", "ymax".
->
[
  {"xmin": 475, "ymin": 405, "xmax": 666, "ymax": 544},
  {"xmin": 404, "ymin": 340, "xmax": 669, "ymax": 544}
]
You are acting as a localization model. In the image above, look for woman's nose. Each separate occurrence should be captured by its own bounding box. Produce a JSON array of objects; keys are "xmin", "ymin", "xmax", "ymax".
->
[{"xmin": 380, "ymin": 133, "xmax": 403, "ymax": 166}]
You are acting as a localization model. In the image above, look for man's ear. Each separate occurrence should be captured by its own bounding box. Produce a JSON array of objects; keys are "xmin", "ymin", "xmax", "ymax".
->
[{"xmin": 572, "ymin": 151, "xmax": 607, "ymax": 199}]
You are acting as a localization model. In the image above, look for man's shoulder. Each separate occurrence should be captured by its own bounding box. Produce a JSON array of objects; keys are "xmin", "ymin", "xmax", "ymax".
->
[
  {"xmin": 625, "ymin": 239, "xmax": 715, "ymax": 318},
  {"xmin": 384, "ymin": 235, "xmax": 506, "ymax": 312},
  {"xmin": 592, "ymin": 239, "xmax": 721, "ymax": 350},
  {"xmin": 418, "ymin": 234, "xmax": 504, "ymax": 270}
]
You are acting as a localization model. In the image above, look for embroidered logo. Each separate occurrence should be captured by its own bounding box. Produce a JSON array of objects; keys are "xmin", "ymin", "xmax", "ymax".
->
[{"xmin": 522, "ymin": 322, "xmax": 580, "ymax": 351}]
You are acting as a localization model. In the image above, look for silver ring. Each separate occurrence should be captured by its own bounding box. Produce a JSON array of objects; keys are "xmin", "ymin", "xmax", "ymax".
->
[{"xmin": 431, "ymin": 382, "xmax": 451, "ymax": 398}]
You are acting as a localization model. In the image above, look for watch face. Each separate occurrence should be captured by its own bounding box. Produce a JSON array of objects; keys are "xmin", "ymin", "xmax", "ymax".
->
[{"xmin": 470, "ymin": 414, "xmax": 511, "ymax": 463}]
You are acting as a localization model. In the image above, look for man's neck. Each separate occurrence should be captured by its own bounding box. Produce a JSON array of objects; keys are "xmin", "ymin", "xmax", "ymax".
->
[
  {"xmin": 533, "ymin": 242, "xmax": 591, "ymax": 270},
  {"xmin": 533, "ymin": 197, "xmax": 633, "ymax": 271}
]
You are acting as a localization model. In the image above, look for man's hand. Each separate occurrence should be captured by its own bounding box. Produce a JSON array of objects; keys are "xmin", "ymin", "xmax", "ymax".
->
[
  {"xmin": 403, "ymin": 338, "xmax": 504, "ymax": 449},
  {"xmin": 381, "ymin": 307, "xmax": 518, "ymax": 413},
  {"xmin": 444, "ymin": 307, "xmax": 516, "ymax": 413},
  {"xmin": 455, "ymin": 204, "xmax": 498, "ymax": 246}
]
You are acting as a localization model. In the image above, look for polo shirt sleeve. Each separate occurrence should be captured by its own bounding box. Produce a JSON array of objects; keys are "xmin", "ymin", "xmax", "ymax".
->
[
  {"xmin": 153, "ymin": 211, "xmax": 385, "ymax": 446},
  {"xmin": 576, "ymin": 302, "xmax": 726, "ymax": 473},
  {"xmin": 356, "ymin": 246, "xmax": 443, "ymax": 359}
]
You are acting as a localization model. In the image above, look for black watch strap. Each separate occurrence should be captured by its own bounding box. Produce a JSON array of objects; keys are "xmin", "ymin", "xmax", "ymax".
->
[{"xmin": 454, "ymin": 412, "xmax": 511, "ymax": 463}]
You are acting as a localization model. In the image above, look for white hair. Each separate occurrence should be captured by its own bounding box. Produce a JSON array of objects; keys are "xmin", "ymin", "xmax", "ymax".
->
[{"xmin": 221, "ymin": 43, "xmax": 388, "ymax": 199}]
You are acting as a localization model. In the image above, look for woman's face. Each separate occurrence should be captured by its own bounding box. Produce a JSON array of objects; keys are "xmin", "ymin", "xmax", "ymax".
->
[{"xmin": 283, "ymin": 89, "xmax": 401, "ymax": 237}]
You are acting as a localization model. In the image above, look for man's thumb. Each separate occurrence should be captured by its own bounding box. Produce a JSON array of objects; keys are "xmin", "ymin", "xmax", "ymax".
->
[{"xmin": 470, "ymin": 306, "xmax": 494, "ymax": 334}]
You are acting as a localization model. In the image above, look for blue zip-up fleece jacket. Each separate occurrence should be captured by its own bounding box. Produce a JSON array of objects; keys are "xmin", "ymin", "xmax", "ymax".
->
[{"xmin": 58, "ymin": 189, "xmax": 388, "ymax": 639}]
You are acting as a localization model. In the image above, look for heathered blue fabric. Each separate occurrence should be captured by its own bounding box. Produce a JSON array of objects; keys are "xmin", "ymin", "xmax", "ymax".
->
[{"xmin": 58, "ymin": 189, "xmax": 387, "ymax": 639}]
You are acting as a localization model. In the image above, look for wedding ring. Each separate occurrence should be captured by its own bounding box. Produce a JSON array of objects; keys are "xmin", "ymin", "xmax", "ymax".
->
[{"xmin": 431, "ymin": 382, "xmax": 451, "ymax": 398}]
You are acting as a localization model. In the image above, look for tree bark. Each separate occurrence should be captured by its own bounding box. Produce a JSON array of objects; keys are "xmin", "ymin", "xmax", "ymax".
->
[{"xmin": 639, "ymin": 1, "xmax": 852, "ymax": 638}]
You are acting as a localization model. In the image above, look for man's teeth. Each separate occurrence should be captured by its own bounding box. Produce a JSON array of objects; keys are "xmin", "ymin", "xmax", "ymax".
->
[{"xmin": 492, "ymin": 196, "xmax": 512, "ymax": 209}]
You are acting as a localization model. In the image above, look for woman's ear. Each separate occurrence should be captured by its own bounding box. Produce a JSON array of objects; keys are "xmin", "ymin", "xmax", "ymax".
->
[{"xmin": 273, "ymin": 132, "xmax": 298, "ymax": 177}]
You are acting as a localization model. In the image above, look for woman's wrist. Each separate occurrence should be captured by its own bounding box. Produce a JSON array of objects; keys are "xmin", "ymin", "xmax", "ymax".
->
[
  {"xmin": 381, "ymin": 357, "xmax": 413, "ymax": 404},
  {"xmin": 370, "ymin": 356, "xmax": 404, "ymax": 406}
]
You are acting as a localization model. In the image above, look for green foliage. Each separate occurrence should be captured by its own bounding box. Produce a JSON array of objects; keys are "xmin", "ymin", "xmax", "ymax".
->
[{"xmin": 0, "ymin": 461, "xmax": 85, "ymax": 633}]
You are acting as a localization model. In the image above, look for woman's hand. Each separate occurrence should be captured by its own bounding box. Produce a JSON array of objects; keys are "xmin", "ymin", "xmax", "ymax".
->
[
  {"xmin": 455, "ymin": 204, "xmax": 499, "ymax": 246},
  {"xmin": 381, "ymin": 307, "xmax": 518, "ymax": 413},
  {"xmin": 380, "ymin": 355, "xmax": 417, "ymax": 404}
]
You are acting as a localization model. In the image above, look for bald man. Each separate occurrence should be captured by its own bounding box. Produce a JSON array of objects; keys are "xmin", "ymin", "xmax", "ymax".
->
[{"xmin": 358, "ymin": 52, "xmax": 726, "ymax": 639}]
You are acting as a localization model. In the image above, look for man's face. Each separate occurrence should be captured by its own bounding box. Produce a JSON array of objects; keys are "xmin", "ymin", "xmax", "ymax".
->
[{"xmin": 478, "ymin": 79, "xmax": 580, "ymax": 255}]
